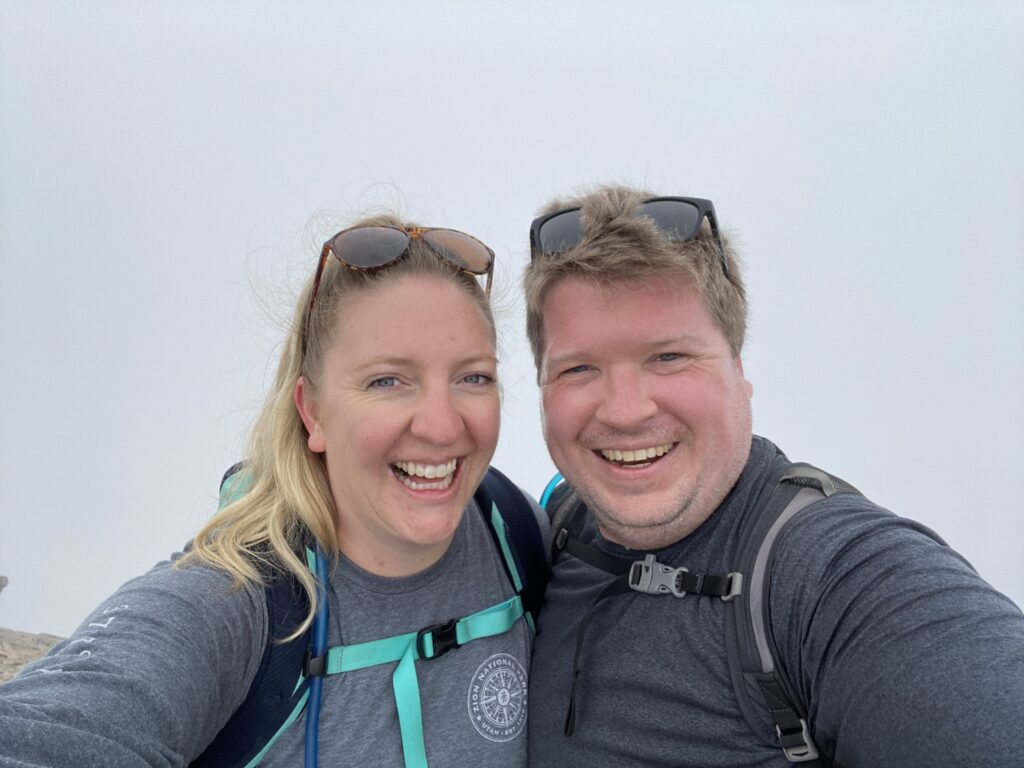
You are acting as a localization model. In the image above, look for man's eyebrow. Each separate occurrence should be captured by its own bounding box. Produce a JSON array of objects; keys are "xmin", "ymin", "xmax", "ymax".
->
[
  {"xmin": 546, "ymin": 334, "xmax": 708, "ymax": 368},
  {"xmin": 647, "ymin": 334, "xmax": 709, "ymax": 350}
]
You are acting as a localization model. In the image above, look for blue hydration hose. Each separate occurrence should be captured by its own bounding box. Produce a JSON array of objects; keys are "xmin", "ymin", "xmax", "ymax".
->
[
  {"xmin": 305, "ymin": 543, "xmax": 330, "ymax": 768},
  {"xmin": 539, "ymin": 472, "xmax": 564, "ymax": 509}
]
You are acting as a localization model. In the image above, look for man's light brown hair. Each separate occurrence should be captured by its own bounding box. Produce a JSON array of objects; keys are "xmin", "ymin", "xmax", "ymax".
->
[{"xmin": 523, "ymin": 184, "xmax": 748, "ymax": 378}]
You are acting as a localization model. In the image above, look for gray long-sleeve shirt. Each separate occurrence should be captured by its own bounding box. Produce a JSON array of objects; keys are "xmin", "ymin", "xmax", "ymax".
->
[
  {"xmin": 528, "ymin": 436, "xmax": 1024, "ymax": 767},
  {"xmin": 0, "ymin": 498, "xmax": 531, "ymax": 767}
]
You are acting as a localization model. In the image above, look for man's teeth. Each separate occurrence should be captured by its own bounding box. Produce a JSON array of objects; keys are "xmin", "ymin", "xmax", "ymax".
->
[
  {"xmin": 600, "ymin": 444, "xmax": 673, "ymax": 464},
  {"xmin": 393, "ymin": 459, "xmax": 458, "ymax": 490}
]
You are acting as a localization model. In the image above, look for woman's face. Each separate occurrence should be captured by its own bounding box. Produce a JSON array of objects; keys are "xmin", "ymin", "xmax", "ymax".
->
[{"xmin": 295, "ymin": 274, "xmax": 500, "ymax": 576}]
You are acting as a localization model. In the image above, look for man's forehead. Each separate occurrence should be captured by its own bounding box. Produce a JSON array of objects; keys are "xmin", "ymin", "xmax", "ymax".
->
[
  {"xmin": 543, "ymin": 273, "xmax": 699, "ymax": 312},
  {"xmin": 541, "ymin": 275, "xmax": 717, "ymax": 353}
]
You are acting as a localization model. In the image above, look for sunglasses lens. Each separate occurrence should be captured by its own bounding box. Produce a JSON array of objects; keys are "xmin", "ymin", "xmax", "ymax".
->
[
  {"xmin": 637, "ymin": 199, "xmax": 703, "ymax": 240},
  {"xmin": 329, "ymin": 227, "xmax": 410, "ymax": 269},
  {"xmin": 422, "ymin": 229, "xmax": 493, "ymax": 274},
  {"xmin": 536, "ymin": 209, "xmax": 584, "ymax": 256}
]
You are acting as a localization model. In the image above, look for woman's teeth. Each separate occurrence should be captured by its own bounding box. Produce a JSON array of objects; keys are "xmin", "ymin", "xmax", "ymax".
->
[{"xmin": 392, "ymin": 459, "xmax": 458, "ymax": 490}]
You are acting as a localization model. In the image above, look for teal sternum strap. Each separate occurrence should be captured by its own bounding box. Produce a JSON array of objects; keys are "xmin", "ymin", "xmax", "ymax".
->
[{"xmin": 320, "ymin": 594, "xmax": 524, "ymax": 768}]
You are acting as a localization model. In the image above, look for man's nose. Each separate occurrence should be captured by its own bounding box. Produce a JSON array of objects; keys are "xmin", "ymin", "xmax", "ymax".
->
[{"xmin": 593, "ymin": 368, "xmax": 658, "ymax": 430}]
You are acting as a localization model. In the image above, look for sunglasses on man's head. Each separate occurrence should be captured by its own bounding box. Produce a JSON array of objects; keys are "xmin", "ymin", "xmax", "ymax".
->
[
  {"xmin": 306, "ymin": 225, "xmax": 495, "ymax": 341},
  {"xmin": 529, "ymin": 196, "xmax": 729, "ymax": 279}
]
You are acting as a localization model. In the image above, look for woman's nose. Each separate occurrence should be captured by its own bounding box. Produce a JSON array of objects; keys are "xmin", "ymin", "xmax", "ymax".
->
[{"xmin": 409, "ymin": 386, "xmax": 464, "ymax": 445}]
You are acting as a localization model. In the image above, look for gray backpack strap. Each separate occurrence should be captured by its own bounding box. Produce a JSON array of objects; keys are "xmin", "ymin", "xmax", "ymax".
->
[
  {"xmin": 724, "ymin": 462, "xmax": 859, "ymax": 766},
  {"xmin": 544, "ymin": 480, "xmax": 585, "ymax": 563}
]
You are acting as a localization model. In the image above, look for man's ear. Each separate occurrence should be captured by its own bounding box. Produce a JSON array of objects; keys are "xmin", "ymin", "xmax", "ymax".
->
[
  {"xmin": 294, "ymin": 376, "xmax": 326, "ymax": 453},
  {"xmin": 735, "ymin": 356, "xmax": 754, "ymax": 398}
]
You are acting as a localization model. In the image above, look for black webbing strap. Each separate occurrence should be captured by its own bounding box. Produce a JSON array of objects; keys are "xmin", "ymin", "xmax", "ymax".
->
[
  {"xmin": 564, "ymin": 576, "xmax": 633, "ymax": 736},
  {"xmin": 556, "ymin": 530, "xmax": 741, "ymax": 736},
  {"xmin": 558, "ymin": 530, "xmax": 738, "ymax": 598},
  {"xmin": 560, "ymin": 532, "xmax": 633, "ymax": 575},
  {"xmin": 628, "ymin": 553, "xmax": 739, "ymax": 599},
  {"xmin": 758, "ymin": 679, "xmax": 822, "ymax": 764}
]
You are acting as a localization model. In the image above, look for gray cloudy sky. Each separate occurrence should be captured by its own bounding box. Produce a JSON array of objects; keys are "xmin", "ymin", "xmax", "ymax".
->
[{"xmin": 1, "ymin": 1, "xmax": 1022, "ymax": 636}]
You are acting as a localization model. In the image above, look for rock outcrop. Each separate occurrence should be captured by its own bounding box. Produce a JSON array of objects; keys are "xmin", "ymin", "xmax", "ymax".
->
[{"xmin": 0, "ymin": 627, "xmax": 63, "ymax": 684}]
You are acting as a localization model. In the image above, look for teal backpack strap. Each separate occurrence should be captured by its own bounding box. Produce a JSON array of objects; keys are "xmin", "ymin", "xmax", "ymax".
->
[
  {"xmin": 306, "ymin": 595, "xmax": 524, "ymax": 768},
  {"xmin": 474, "ymin": 466, "xmax": 550, "ymax": 626},
  {"xmin": 204, "ymin": 463, "xmax": 537, "ymax": 768}
]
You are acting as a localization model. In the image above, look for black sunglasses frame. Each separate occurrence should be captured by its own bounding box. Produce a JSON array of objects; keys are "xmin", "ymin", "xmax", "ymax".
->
[{"xmin": 529, "ymin": 196, "xmax": 729, "ymax": 279}]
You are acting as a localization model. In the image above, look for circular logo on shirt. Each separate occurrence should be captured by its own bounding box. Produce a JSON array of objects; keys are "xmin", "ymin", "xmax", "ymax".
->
[{"xmin": 467, "ymin": 653, "xmax": 528, "ymax": 741}]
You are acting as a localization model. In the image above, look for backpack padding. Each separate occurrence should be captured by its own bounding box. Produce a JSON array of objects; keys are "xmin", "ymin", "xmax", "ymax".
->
[
  {"xmin": 724, "ymin": 463, "xmax": 861, "ymax": 765},
  {"xmin": 190, "ymin": 577, "xmax": 310, "ymax": 767},
  {"xmin": 192, "ymin": 461, "xmax": 314, "ymax": 767},
  {"xmin": 476, "ymin": 466, "xmax": 550, "ymax": 621},
  {"xmin": 722, "ymin": 477, "xmax": 806, "ymax": 743}
]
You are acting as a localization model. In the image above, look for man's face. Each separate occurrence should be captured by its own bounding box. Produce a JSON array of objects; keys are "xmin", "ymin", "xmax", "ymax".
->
[{"xmin": 539, "ymin": 275, "xmax": 753, "ymax": 549}]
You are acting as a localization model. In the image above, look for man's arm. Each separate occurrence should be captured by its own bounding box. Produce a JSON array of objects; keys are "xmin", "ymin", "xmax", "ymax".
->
[
  {"xmin": 772, "ymin": 498, "xmax": 1024, "ymax": 767},
  {"xmin": 0, "ymin": 555, "xmax": 267, "ymax": 767}
]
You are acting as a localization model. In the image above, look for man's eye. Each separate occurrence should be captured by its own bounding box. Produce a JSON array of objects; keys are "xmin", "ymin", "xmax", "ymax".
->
[
  {"xmin": 654, "ymin": 353, "xmax": 682, "ymax": 362},
  {"xmin": 563, "ymin": 364, "xmax": 592, "ymax": 376},
  {"xmin": 369, "ymin": 376, "xmax": 398, "ymax": 389}
]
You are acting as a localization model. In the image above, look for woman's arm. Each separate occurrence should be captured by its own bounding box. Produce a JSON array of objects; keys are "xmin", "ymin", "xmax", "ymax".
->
[{"xmin": 0, "ymin": 554, "xmax": 268, "ymax": 767}]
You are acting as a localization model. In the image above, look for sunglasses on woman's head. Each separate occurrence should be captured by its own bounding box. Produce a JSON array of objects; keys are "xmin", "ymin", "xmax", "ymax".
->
[
  {"xmin": 306, "ymin": 225, "xmax": 495, "ymax": 342},
  {"xmin": 529, "ymin": 196, "xmax": 730, "ymax": 279}
]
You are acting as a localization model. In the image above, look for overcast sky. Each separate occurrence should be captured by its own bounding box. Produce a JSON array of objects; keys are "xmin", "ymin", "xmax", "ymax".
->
[{"xmin": 1, "ymin": 1, "xmax": 1022, "ymax": 637}]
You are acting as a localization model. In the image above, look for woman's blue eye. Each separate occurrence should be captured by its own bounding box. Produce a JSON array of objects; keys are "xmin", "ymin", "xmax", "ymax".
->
[
  {"xmin": 463, "ymin": 373, "xmax": 494, "ymax": 385},
  {"xmin": 370, "ymin": 376, "xmax": 398, "ymax": 389}
]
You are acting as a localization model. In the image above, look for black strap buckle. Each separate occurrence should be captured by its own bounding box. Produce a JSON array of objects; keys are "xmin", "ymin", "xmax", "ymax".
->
[
  {"xmin": 303, "ymin": 650, "xmax": 326, "ymax": 678},
  {"xmin": 416, "ymin": 618, "xmax": 460, "ymax": 660}
]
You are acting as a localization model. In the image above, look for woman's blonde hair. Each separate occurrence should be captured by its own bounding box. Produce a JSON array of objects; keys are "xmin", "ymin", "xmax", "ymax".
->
[{"xmin": 178, "ymin": 213, "xmax": 496, "ymax": 639}]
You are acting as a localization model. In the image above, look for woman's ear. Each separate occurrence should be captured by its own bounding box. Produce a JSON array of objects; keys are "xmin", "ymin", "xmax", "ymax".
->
[{"xmin": 294, "ymin": 376, "xmax": 326, "ymax": 453}]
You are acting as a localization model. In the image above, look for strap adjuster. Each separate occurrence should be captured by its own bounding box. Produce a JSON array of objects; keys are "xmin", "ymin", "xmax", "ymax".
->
[
  {"xmin": 555, "ymin": 528, "xmax": 569, "ymax": 550},
  {"xmin": 628, "ymin": 554, "xmax": 688, "ymax": 597},
  {"xmin": 416, "ymin": 618, "xmax": 460, "ymax": 660},
  {"xmin": 303, "ymin": 650, "xmax": 326, "ymax": 678},
  {"xmin": 720, "ymin": 572, "xmax": 743, "ymax": 602},
  {"xmin": 775, "ymin": 719, "xmax": 820, "ymax": 762}
]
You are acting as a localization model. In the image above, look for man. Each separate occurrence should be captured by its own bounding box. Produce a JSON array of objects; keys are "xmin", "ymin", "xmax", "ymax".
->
[{"xmin": 523, "ymin": 185, "xmax": 1024, "ymax": 767}]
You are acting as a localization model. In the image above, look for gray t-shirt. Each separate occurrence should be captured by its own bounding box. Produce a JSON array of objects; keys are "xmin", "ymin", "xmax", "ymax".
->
[
  {"xmin": 0, "ymin": 497, "xmax": 531, "ymax": 767},
  {"xmin": 529, "ymin": 436, "xmax": 1024, "ymax": 767}
]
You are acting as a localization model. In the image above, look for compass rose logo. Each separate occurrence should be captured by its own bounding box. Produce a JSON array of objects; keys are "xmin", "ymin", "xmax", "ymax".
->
[{"xmin": 467, "ymin": 653, "xmax": 528, "ymax": 741}]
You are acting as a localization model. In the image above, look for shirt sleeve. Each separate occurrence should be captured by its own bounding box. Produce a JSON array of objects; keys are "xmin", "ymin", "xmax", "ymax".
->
[
  {"xmin": 771, "ymin": 498, "xmax": 1024, "ymax": 768},
  {"xmin": 0, "ymin": 554, "xmax": 268, "ymax": 768}
]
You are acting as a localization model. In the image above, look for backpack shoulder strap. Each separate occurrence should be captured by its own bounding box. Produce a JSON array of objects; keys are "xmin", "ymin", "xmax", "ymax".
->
[
  {"xmin": 191, "ymin": 575, "xmax": 312, "ymax": 767},
  {"xmin": 474, "ymin": 466, "xmax": 551, "ymax": 626},
  {"xmin": 541, "ymin": 476, "xmax": 588, "ymax": 563},
  {"xmin": 724, "ymin": 461, "xmax": 860, "ymax": 766},
  {"xmin": 191, "ymin": 465, "xmax": 313, "ymax": 768}
]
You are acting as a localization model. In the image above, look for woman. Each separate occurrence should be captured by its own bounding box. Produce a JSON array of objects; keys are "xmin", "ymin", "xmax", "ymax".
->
[{"xmin": 0, "ymin": 215, "xmax": 545, "ymax": 767}]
